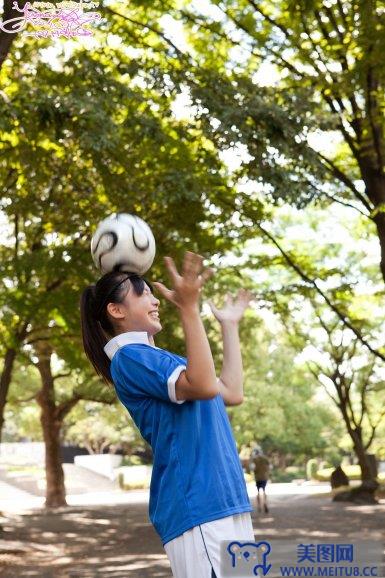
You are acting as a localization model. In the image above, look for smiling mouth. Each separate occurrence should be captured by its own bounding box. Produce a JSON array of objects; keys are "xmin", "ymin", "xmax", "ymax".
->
[{"xmin": 149, "ymin": 311, "xmax": 160, "ymax": 320}]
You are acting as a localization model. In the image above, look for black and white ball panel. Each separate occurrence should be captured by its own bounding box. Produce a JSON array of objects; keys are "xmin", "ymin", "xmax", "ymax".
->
[{"xmin": 91, "ymin": 213, "xmax": 156, "ymax": 275}]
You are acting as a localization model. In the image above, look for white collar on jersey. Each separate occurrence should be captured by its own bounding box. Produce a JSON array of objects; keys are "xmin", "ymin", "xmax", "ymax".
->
[{"xmin": 104, "ymin": 331, "xmax": 155, "ymax": 360}]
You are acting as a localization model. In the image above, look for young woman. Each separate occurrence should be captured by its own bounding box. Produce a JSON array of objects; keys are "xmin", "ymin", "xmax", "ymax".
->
[{"xmin": 80, "ymin": 251, "xmax": 254, "ymax": 578}]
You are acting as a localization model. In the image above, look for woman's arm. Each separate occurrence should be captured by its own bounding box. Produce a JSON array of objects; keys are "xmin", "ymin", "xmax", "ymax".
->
[
  {"xmin": 177, "ymin": 304, "xmax": 219, "ymax": 400},
  {"xmin": 153, "ymin": 252, "xmax": 218, "ymax": 401},
  {"xmin": 208, "ymin": 290, "xmax": 253, "ymax": 406},
  {"xmin": 218, "ymin": 321, "xmax": 243, "ymax": 405}
]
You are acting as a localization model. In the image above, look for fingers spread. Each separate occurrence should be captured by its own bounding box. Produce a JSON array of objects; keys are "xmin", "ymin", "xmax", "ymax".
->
[
  {"xmin": 182, "ymin": 251, "xmax": 203, "ymax": 280},
  {"xmin": 207, "ymin": 298, "xmax": 218, "ymax": 314},
  {"xmin": 237, "ymin": 289, "xmax": 253, "ymax": 307},
  {"xmin": 152, "ymin": 281, "xmax": 173, "ymax": 301},
  {"xmin": 225, "ymin": 292, "xmax": 234, "ymax": 306},
  {"xmin": 164, "ymin": 256, "xmax": 180, "ymax": 280},
  {"xmin": 200, "ymin": 267, "xmax": 214, "ymax": 284}
]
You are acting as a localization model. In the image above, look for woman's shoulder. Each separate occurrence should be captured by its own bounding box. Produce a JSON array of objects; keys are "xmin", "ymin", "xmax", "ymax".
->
[{"xmin": 114, "ymin": 343, "xmax": 186, "ymax": 364}]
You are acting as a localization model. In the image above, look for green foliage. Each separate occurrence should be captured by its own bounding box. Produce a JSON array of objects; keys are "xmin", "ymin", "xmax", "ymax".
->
[
  {"xmin": 271, "ymin": 466, "xmax": 306, "ymax": 483},
  {"xmin": 3, "ymin": 362, "xmax": 42, "ymax": 441},
  {"xmin": 64, "ymin": 401, "xmax": 145, "ymax": 454},
  {"xmin": 306, "ymin": 458, "xmax": 319, "ymax": 480},
  {"xmin": 0, "ymin": 32, "xmax": 241, "ymax": 445},
  {"xmin": 117, "ymin": 471, "xmax": 150, "ymax": 491},
  {"xmin": 104, "ymin": 0, "xmax": 385, "ymax": 286},
  {"xmin": 2, "ymin": 0, "xmax": 385, "ymax": 477},
  {"xmin": 229, "ymin": 324, "xmax": 340, "ymax": 460}
]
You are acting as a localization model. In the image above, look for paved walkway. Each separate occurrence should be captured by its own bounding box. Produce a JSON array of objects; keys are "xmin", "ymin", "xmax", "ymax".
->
[
  {"xmin": 0, "ymin": 480, "xmax": 331, "ymax": 512},
  {"xmin": 0, "ymin": 484, "xmax": 384, "ymax": 577}
]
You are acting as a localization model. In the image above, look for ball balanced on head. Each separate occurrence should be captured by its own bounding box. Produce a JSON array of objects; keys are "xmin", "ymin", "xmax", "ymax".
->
[{"xmin": 91, "ymin": 213, "xmax": 156, "ymax": 275}]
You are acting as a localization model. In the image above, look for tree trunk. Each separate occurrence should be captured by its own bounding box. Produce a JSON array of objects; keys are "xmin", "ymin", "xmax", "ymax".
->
[
  {"xmin": 40, "ymin": 404, "xmax": 66, "ymax": 508},
  {"xmin": 373, "ymin": 211, "xmax": 385, "ymax": 286},
  {"xmin": 0, "ymin": 322, "xmax": 29, "ymax": 442},
  {"xmin": 332, "ymin": 386, "xmax": 379, "ymax": 503},
  {"xmin": 0, "ymin": 348, "xmax": 17, "ymax": 443},
  {"xmin": 35, "ymin": 344, "xmax": 67, "ymax": 508},
  {"xmin": 333, "ymin": 417, "xmax": 379, "ymax": 503},
  {"xmin": 0, "ymin": 0, "xmax": 28, "ymax": 69},
  {"xmin": 360, "ymin": 167, "xmax": 385, "ymax": 283},
  {"xmin": 350, "ymin": 427, "xmax": 378, "ymax": 489}
]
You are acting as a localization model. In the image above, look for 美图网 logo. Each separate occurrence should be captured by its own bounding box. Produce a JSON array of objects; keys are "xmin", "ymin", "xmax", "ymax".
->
[
  {"xmin": 0, "ymin": 0, "xmax": 101, "ymax": 38},
  {"xmin": 227, "ymin": 541, "xmax": 272, "ymax": 576},
  {"xmin": 221, "ymin": 540, "xmax": 382, "ymax": 577}
]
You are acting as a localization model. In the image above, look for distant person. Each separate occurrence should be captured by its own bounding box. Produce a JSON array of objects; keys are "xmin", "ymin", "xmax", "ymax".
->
[{"xmin": 250, "ymin": 447, "xmax": 270, "ymax": 514}]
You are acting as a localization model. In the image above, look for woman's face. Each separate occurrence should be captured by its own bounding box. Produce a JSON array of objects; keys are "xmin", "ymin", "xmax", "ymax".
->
[{"xmin": 107, "ymin": 282, "xmax": 161, "ymax": 336}]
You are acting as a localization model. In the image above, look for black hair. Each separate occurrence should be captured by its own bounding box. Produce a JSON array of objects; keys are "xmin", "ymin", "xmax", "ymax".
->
[{"xmin": 80, "ymin": 271, "xmax": 153, "ymax": 386}]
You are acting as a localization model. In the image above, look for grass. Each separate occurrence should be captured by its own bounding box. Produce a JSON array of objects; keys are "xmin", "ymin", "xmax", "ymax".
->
[
  {"xmin": 315, "ymin": 465, "xmax": 385, "ymax": 483},
  {"xmin": 5, "ymin": 465, "xmax": 44, "ymax": 475}
]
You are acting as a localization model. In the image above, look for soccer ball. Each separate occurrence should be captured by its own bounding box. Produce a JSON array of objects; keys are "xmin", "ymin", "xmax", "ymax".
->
[{"xmin": 91, "ymin": 213, "xmax": 156, "ymax": 275}]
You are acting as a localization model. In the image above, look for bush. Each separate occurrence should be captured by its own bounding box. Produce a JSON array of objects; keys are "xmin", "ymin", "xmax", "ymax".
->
[
  {"xmin": 118, "ymin": 472, "xmax": 149, "ymax": 490},
  {"xmin": 117, "ymin": 465, "xmax": 152, "ymax": 490},
  {"xmin": 306, "ymin": 459, "xmax": 319, "ymax": 480},
  {"xmin": 270, "ymin": 466, "xmax": 306, "ymax": 483},
  {"xmin": 120, "ymin": 455, "xmax": 144, "ymax": 467}
]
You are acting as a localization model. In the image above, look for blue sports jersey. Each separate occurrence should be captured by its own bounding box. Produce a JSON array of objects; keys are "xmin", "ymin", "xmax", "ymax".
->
[{"xmin": 105, "ymin": 332, "xmax": 252, "ymax": 546}]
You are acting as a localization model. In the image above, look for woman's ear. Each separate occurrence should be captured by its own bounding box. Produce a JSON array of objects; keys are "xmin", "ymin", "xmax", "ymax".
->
[{"xmin": 106, "ymin": 302, "xmax": 125, "ymax": 319}]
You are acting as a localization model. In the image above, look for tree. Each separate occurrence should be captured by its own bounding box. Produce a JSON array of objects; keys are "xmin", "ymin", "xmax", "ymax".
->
[
  {"xmin": 186, "ymin": 0, "xmax": 385, "ymax": 281},
  {"xmin": 200, "ymin": 265, "xmax": 341, "ymax": 466},
  {"xmin": 246, "ymin": 203, "xmax": 385, "ymax": 496},
  {"xmin": 307, "ymin": 322, "xmax": 385, "ymax": 486},
  {"xmin": 65, "ymin": 401, "xmax": 146, "ymax": 456},
  {"xmin": 229, "ymin": 325, "xmax": 340, "ymax": 465},
  {"xmin": 0, "ymin": 38, "xmax": 239, "ymax": 504},
  {"xmin": 100, "ymin": 0, "xmax": 385, "ymax": 285}
]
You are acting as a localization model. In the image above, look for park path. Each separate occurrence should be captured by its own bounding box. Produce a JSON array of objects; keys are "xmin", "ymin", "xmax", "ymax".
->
[{"xmin": 0, "ymin": 485, "xmax": 384, "ymax": 577}]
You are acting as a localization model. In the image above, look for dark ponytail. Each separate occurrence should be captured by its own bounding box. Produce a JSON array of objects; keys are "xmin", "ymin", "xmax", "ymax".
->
[{"xmin": 80, "ymin": 271, "xmax": 153, "ymax": 386}]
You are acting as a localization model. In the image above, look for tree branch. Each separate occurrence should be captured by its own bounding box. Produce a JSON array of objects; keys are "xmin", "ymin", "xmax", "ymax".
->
[
  {"xmin": 300, "ymin": 11, "xmax": 336, "ymax": 84},
  {"xmin": 256, "ymin": 222, "xmax": 385, "ymax": 362},
  {"xmin": 211, "ymin": 6, "xmax": 306, "ymax": 81},
  {"xmin": 322, "ymin": 92, "xmax": 361, "ymax": 160},
  {"xmin": 52, "ymin": 370, "xmax": 72, "ymax": 382},
  {"xmin": 55, "ymin": 395, "xmax": 81, "ymax": 422},
  {"xmin": 320, "ymin": 190, "xmax": 369, "ymax": 217},
  {"xmin": 336, "ymin": 0, "xmax": 349, "ymax": 28},
  {"xmin": 307, "ymin": 362, "xmax": 339, "ymax": 406},
  {"xmin": 366, "ymin": 67, "xmax": 385, "ymax": 171},
  {"xmin": 365, "ymin": 406, "xmax": 385, "ymax": 450},
  {"xmin": 323, "ymin": 5, "xmax": 345, "ymax": 44},
  {"xmin": 358, "ymin": 358, "xmax": 376, "ymax": 426},
  {"xmin": 246, "ymin": 0, "xmax": 293, "ymax": 43},
  {"xmin": 315, "ymin": 151, "xmax": 373, "ymax": 212},
  {"xmin": 101, "ymin": 4, "xmax": 187, "ymax": 61}
]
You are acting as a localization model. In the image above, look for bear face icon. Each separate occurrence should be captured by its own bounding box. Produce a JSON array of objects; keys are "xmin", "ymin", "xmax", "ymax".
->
[{"xmin": 227, "ymin": 541, "xmax": 272, "ymax": 576}]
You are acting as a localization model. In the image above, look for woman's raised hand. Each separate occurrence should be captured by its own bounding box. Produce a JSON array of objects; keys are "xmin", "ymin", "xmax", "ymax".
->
[
  {"xmin": 207, "ymin": 289, "xmax": 254, "ymax": 324},
  {"xmin": 152, "ymin": 251, "xmax": 214, "ymax": 310}
]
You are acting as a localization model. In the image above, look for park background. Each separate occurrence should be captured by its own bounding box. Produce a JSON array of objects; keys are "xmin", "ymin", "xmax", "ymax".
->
[{"xmin": 0, "ymin": 0, "xmax": 384, "ymax": 576}]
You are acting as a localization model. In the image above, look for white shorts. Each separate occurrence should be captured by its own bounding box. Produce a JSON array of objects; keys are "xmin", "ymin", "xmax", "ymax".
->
[{"xmin": 164, "ymin": 512, "xmax": 254, "ymax": 578}]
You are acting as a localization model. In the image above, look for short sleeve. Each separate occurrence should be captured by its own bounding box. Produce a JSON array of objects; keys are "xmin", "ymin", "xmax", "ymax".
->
[{"xmin": 115, "ymin": 345, "xmax": 186, "ymax": 404}]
